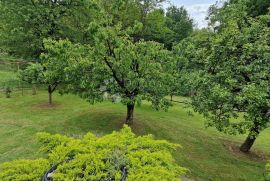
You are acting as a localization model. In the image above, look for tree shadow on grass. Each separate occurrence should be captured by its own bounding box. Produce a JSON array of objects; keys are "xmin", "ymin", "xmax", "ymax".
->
[{"xmin": 53, "ymin": 110, "xmax": 126, "ymax": 137}]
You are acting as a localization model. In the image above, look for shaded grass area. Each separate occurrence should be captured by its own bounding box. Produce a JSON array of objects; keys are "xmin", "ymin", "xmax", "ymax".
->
[{"xmin": 0, "ymin": 91, "xmax": 269, "ymax": 181}]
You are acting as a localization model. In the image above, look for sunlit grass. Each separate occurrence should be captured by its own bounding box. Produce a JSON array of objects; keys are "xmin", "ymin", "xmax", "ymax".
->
[{"xmin": 0, "ymin": 90, "xmax": 269, "ymax": 181}]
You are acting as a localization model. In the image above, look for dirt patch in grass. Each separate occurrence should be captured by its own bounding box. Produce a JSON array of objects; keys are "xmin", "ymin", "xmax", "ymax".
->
[
  {"xmin": 223, "ymin": 140, "xmax": 269, "ymax": 162},
  {"xmin": 32, "ymin": 102, "xmax": 62, "ymax": 109}
]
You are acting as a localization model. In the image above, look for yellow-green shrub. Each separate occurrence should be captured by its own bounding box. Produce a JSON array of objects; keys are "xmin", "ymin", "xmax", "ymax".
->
[
  {"xmin": 0, "ymin": 159, "xmax": 49, "ymax": 181},
  {"xmin": 0, "ymin": 126, "xmax": 186, "ymax": 180}
]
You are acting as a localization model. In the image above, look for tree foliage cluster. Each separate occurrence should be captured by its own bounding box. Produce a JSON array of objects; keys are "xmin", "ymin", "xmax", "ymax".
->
[
  {"xmin": 175, "ymin": 0, "xmax": 270, "ymax": 152},
  {"xmin": 0, "ymin": 0, "xmax": 96, "ymax": 59},
  {"xmin": 0, "ymin": 0, "xmax": 193, "ymax": 58},
  {"xmin": 0, "ymin": 126, "xmax": 186, "ymax": 180}
]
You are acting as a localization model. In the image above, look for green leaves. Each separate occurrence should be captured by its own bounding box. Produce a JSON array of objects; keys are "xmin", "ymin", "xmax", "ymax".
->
[
  {"xmin": 0, "ymin": 159, "xmax": 49, "ymax": 181},
  {"xmin": 0, "ymin": 126, "xmax": 186, "ymax": 180},
  {"xmin": 184, "ymin": 2, "xmax": 270, "ymax": 151},
  {"xmin": 19, "ymin": 63, "xmax": 44, "ymax": 85},
  {"xmin": 42, "ymin": 22, "xmax": 174, "ymax": 117},
  {"xmin": 0, "ymin": 0, "xmax": 97, "ymax": 59}
]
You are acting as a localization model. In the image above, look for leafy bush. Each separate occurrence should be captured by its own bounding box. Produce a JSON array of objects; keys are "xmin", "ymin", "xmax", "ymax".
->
[
  {"xmin": 0, "ymin": 126, "xmax": 186, "ymax": 180},
  {"xmin": 0, "ymin": 159, "xmax": 49, "ymax": 181}
]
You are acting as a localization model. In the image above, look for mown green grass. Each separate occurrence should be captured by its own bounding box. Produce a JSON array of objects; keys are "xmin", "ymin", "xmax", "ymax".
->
[
  {"xmin": 0, "ymin": 90, "xmax": 269, "ymax": 181},
  {"xmin": 0, "ymin": 71, "xmax": 18, "ymax": 83}
]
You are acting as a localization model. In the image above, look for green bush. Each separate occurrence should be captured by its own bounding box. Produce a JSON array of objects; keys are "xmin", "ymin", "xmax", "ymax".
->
[
  {"xmin": 0, "ymin": 159, "xmax": 49, "ymax": 181},
  {"xmin": 0, "ymin": 126, "xmax": 186, "ymax": 180}
]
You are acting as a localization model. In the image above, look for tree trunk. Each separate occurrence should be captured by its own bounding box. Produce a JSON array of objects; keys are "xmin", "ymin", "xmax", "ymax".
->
[
  {"xmin": 49, "ymin": 91, "xmax": 52, "ymax": 105},
  {"xmin": 32, "ymin": 85, "xmax": 37, "ymax": 95},
  {"xmin": 240, "ymin": 135, "xmax": 256, "ymax": 153},
  {"xmin": 48, "ymin": 85, "xmax": 52, "ymax": 105},
  {"xmin": 125, "ymin": 103, "xmax": 135, "ymax": 125},
  {"xmin": 48, "ymin": 83, "xmax": 58, "ymax": 105},
  {"xmin": 240, "ymin": 126, "xmax": 259, "ymax": 153},
  {"xmin": 170, "ymin": 95, "xmax": 173, "ymax": 101}
]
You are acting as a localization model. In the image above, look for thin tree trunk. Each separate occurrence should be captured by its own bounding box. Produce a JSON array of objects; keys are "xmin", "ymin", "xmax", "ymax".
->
[
  {"xmin": 49, "ymin": 91, "xmax": 52, "ymax": 105},
  {"xmin": 48, "ymin": 83, "xmax": 58, "ymax": 105},
  {"xmin": 21, "ymin": 82, "xmax": 24, "ymax": 96},
  {"xmin": 48, "ymin": 85, "xmax": 52, "ymax": 105},
  {"xmin": 32, "ymin": 85, "xmax": 37, "ymax": 95},
  {"xmin": 170, "ymin": 95, "xmax": 173, "ymax": 101},
  {"xmin": 126, "ymin": 103, "xmax": 135, "ymax": 125},
  {"xmin": 240, "ymin": 126, "xmax": 259, "ymax": 153}
]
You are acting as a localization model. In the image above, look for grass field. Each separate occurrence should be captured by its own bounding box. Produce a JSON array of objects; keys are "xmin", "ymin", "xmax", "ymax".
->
[{"xmin": 0, "ymin": 89, "xmax": 269, "ymax": 181}]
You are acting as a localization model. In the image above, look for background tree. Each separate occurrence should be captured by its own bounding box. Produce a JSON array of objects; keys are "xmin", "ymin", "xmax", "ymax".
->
[
  {"xmin": 207, "ymin": 0, "xmax": 270, "ymax": 31},
  {"xmin": 19, "ymin": 62, "xmax": 64, "ymax": 105},
  {"xmin": 227, "ymin": 0, "xmax": 270, "ymax": 17},
  {"xmin": 98, "ymin": 0, "xmax": 192, "ymax": 48},
  {"xmin": 172, "ymin": 30, "xmax": 213, "ymax": 97},
  {"xmin": 165, "ymin": 5, "xmax": 194, "ymax": 49},
  {"xmin": 40, "ymin": 39, "xmax": 83, "ymax": 105},
  {"xmin": 19, "ymin": 63, "xmax": 44, "ymax": 95},
  {"xmin": 0, "ymin": 0, "xmax": 94, "ymax": 59},
  {"xmin": 192, "ymin": 5, "xmax": 270, "ymax": 152}
]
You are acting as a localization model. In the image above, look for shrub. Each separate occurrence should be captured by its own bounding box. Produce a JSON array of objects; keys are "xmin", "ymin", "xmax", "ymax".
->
[
  {"xmin": 0, "ymin": 126, "xmax": 186, "ymax": 180},
  {"xmin": 0, "ymin": 159, "xmax": 49, "ymax": 181}
]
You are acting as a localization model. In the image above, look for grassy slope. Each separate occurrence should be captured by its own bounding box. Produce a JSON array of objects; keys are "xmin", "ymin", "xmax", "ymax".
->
[{"xmin": 0, "ymin": 91, "xmax": 269, "ymax": 181}]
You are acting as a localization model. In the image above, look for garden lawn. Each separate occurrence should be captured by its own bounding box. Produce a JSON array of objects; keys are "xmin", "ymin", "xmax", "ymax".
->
[{"xmin": 0, "ymin": 91, "xmax": 269, "ymax": 181}]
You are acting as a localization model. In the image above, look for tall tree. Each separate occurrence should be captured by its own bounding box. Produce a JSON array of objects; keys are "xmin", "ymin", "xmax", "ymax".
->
[
  {"xmin": 42, "ymin": 23, "xmax": 173, "ymax": 124},
  {"xmin": 99, "ymin": 0, "xmax": 171, "ymax": 43},
  {"xmin": 207, "ymin": 0, "xmax": 270, "ymax": 31},
  {"xmin": 229, "ymin": 0, "xmax": 270, "ymax": 17},
  {"xmin": 192, "ymin": 7, "xmax": 270, "ymax": 152},
  {"xmin": 172, "ymin": 29, "xmax": 213, "ymax": 97},
  {"xmin": 0, "ymin": 0, "xmax": 94, "ymax": 59},
  {"xmin": 165, "ymin": 5, "xmax": 194, "ymax": 49}
]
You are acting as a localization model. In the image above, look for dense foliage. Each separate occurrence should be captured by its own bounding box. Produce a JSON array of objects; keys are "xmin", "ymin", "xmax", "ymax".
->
[
  {"xmin": 42, "ymin": 17, "xmax": 174, "ymax": 124},
  {"xmin": 0, "ymin": 126, "xmax": 186, "ymax": 180},
  {"xmin": 0, "ymin": 0, "xmax": 95, "ymax": 59},
  {"xmin": 173, "ymin": 30, "xmax": 213, "ymax": 96},
  {"xmin": 0, "ymin": 159, "xmax": 49, "ymax": 181},
  {"xmin": 176, "ymin": 0, "xmax": 270, "ymax": 152},
  {"xmin": 19, "ymin": 63, "xmax": 44, "ymax": 95},
  {"xmin": 165, "ymin": 6, "xmax": 193, "ymax": 49}
]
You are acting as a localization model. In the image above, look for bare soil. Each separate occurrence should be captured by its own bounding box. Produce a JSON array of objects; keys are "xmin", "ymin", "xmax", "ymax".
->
[{"xmin": 223, "ymin": 140, "xmax": 269, "ymax": 162}]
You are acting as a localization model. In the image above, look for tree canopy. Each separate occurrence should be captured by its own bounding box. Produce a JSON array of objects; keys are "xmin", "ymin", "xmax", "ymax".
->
[
  {"xmin": 188, "ymin": 2, "xmax": 270, "ymax": 152},
  {"xmin": 0, "ymin": 0, "xmax": 95, "ymax": 59},
  {"xmin": 42, "ymin": 24, "xmax": 173, "ymax": 123}
]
